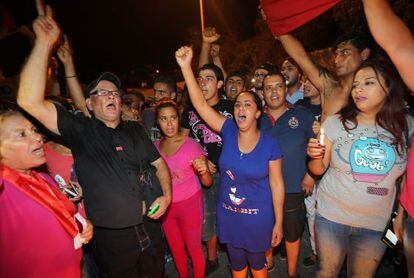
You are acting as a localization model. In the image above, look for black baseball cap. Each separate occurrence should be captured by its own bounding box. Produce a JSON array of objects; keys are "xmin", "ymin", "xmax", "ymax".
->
[
  {"xmin": 85, "ymin": 72, "xmax": 121, "ymax": 97},
  {"xmin": 256, "ymin": 63, "xmax": 277, "ymax": 73}
]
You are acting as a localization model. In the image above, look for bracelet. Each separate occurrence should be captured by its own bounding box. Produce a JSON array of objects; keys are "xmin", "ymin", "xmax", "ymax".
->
[{"xmin": 65, "ymin": 75, "xmax": 77, "ymax": 79}]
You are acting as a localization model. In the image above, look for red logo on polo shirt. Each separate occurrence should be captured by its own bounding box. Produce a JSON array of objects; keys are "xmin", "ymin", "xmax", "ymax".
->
[{"xmin": 116, "ymin": 146, "xmax": 123, "ymax": 151}]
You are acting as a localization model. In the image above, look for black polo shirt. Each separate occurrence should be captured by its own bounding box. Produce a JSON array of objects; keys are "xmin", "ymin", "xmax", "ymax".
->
[{"xmin": 55, "ymin": 104, "xmax": 160, "ymax": 228}]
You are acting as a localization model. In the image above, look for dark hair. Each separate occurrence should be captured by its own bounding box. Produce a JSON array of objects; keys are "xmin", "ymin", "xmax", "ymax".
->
[
  {"xmin": 339, "ymin": 60, "xmax": 408, "ymax": 155},
  {"xmin": 235, "ymin": 90, "xmax": 263, "ymax": 129},
  {"xmin": 124, "ymin": 90, "xmax": 146, "ymax": 110},
  {"xmin": 334, "ymin": 34, "xmax": 373, "ymax": 53},
  {"xmin": 263, "ymin": 71, "xmax": 287, "ymax": 87},
  {"xmin": 256, "ymin": 63, "xmax": 279, "ymax": 73},
  {"xmin": 225, "ymin": 71, "xmax": 248, "ymax": 87},
  {"xmin": 154, "ymin": 74, "xmax": 177, "ymax": 93},
  {"xmin": 198, "ymin": 64, "xmax": 224, "ymax": 82},
  {"xmin": 198, "ymin": 64, "xmax": 225, "ymax": 97},
  {"xmin": 154, "ymin": 99, "xmax": 179, "ymax": 120},
  {"xmin": 282, "ymin": 57, "xmax": 302, "ymax": 75}
]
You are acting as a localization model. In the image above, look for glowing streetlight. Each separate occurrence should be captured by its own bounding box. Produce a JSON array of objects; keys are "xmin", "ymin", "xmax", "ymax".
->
[{"xmin": 199, "ymin": 0, "xmax": 205, "ymax": 32}]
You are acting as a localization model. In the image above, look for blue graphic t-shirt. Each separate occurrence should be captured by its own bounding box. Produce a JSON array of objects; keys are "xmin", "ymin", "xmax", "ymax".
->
[
  {"xmin": 317, "ymin": 115, "xmax": 413, "ymax": 231},
  {"xmin": 216, "ymin": 119, "xmax": 282, "ymax": 252}
]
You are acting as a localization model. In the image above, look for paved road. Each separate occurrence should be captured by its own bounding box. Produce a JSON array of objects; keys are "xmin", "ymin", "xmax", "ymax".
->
[{"xmin": 164, "ymin": 225, "xmax": 407, "ymax": 278}]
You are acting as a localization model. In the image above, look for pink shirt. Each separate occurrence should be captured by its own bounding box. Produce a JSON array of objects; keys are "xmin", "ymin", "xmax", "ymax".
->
[
  {"xmin": 155, "ymin": 137, "xmax": 205, "ymax": 203},
  {"xmin": 401, "ymin": 140, "xmax": 414, "ymax": 218},
  {"xmin": 0, "ymin": 170, "xmax": 82, "ymax": 278}
]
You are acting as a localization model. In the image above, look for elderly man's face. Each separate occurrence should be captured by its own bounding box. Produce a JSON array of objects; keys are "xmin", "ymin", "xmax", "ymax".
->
[{"xmin": 86, "ymin": 80, "xmax": 122, "ymax": 127}]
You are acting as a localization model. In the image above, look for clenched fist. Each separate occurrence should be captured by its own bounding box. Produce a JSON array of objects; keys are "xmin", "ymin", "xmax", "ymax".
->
[
  {"xmin": 175, "ymin": 46, "xmax": 193, "ymax": 68},
  {"xmin": 202, "ymin": 27, "xmax": 220, "ymax": 44}
]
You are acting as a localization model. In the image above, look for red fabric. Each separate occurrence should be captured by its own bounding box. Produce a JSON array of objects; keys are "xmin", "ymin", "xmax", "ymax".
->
[
  {"xmin": 44, "ymin": 143, "xmax": 87, "ymax": 217},
  {"xmin": 1, "ymin": 165, "xmax": 79, "ymax": 238},
  {"xmin": 44, "ymin": 143, "xmax": 74, "ymax": 185},
  {"xmin": 0, "ymin": 166, "xmax": 82, "ymax": 278},
  {"xmin": 401, "ymin": 140, "xmax": 414, "ymax": 218},
  {"xmin": 261, "ymin": 0, "xmax": 342, "ymax": 36}
]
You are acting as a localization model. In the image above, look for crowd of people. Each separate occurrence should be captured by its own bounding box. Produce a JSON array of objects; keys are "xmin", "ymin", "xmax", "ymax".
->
[{"xmin": 1, "ymin": 0, "xmax": 414, "ymax": 278}]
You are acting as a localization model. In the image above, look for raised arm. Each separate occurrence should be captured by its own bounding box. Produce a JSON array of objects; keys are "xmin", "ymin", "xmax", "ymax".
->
[
  {"xmin": 57, "ymin": 35, "xmax": 91, "ymax": 117},
  {"xmin": 279, "ymin": 34, "xmax": 329, "ymax": 92},
  {"xmin": 176, "ymin": 46, "xmax": 227, "ymax": 133},
  {"xmin": 210, "ymin": 44, "xmax": 227, "ymax": 80},
  {"xmin": 362, "ymin": 0, "xmax": 414, "ymax": 91},
  {"xmin": 198, "ymin": 27, "xmax": 221, "ymax": 68},
  {"xmin": 17, "ymin": 6, "xmax": 60, "ymax": 134},
  {"xmin": 269, "ymin": 159, "xmax": 285, "ymax": 247}
]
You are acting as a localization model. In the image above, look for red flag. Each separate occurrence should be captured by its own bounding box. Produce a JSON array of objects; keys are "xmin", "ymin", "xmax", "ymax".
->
[{"xmin": 261, "ymin": 0, "xmax": 341, "ymax": 36}]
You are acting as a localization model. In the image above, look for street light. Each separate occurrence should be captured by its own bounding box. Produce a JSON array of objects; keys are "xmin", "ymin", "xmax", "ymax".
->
[{"xmin": 199, "ymin": 0, "xmax": 205, "ymax": 32}]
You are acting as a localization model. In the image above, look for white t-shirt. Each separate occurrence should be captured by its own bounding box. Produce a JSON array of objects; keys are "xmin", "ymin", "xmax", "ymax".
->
[{"xmin": 317, "ymin": 115, "xmax": 413, "ymax": 231}]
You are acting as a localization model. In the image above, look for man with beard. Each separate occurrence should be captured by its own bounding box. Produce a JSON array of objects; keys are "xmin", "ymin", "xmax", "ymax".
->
[
  {"xmin": 281, "ymin": 58, "xmax": 304, "ymax": 105},
  {"xmin": 278, "ymin": 34, "xmax": 371, "ymax": 122},
  {"xmin": 143, "ymin": 74, "xmax": 177, "ymax": 141},
  {"xmin": 261, "ymin": 72, "xmax": 315, "ymax": 277}
]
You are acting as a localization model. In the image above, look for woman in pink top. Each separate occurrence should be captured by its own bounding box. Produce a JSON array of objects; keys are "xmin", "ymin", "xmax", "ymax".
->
[
  {"xmin": 154, "ymin": 100, "xmax": 212, "ymax": 278},
  {"xmin": 0, "ymin": 111, "xmax": 93, "ymax": 278},
  {"xmin": 396, "ymin": 141, "xmax": 414, "ymax": 277}
]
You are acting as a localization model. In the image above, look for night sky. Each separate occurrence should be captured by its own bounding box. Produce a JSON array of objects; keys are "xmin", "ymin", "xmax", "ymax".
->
[{"xmin": 2, "ymin": 0, "xmax": 260, "ymax": 81}]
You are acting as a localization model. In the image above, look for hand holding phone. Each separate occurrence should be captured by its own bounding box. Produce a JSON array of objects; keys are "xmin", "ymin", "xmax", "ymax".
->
[{"xmin": 147, "ymin": 203, "xmax": 160, "ymax": 216}]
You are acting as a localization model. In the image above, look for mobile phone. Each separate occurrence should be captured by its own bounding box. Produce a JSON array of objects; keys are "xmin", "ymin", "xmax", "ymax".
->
[
  {"xmin": 147, "ymin": 203, "xmax": 160, "ymax": 216},
  {"xmin": 381, "ymin": 211, "xmax": 398, "ymax": 249}
]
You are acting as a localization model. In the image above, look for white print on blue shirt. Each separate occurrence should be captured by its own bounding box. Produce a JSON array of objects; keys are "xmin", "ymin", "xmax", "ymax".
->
[{"xmin": 222, "ymin": 169, "xmax": 260, "ymax": 214}]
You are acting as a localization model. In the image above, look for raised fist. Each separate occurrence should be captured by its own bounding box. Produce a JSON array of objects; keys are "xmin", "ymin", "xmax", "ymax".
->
[
  {"xmin": 175, "ymin": 46, "xmax": 193, "ymax": 68},
  {"xmin": 210, "ymin": 44, "xmax": 220, "ymax": 58},
  {"xmin": 202, "ymin": 27, "xmax": 220, "ymax": 44},
  {"xmin": 57, "ymin": 35, "xmax": 73, "ymax": 64}
]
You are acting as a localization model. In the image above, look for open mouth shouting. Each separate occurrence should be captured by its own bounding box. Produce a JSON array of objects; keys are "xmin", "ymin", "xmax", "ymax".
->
[{"xmin": 31, "ymin": 145, "xmax": 45, "ymax": 157}]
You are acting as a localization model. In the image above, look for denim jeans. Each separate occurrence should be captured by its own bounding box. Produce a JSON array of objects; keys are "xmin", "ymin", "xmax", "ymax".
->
[
  {"xmin": 315, "ymin": 214, "xmax": 386, "ymax": 278},
  {"xmin": 202, "ymin": 173, "xmax": 220, "ymax": 241},
  {"xmin": 404, "ymin": 215, "xmax": 414, "ymax": 278},
  {"xmin": 304, "ymin": 182, "xmax": 318, "ymax": 254}
]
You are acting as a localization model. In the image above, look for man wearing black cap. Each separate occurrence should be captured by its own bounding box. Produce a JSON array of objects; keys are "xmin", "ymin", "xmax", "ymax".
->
[
  {"xmin": 251, "ymin": 63, "xmax": 277, "ymax": 104},
  {"xmin": 17, "ymin": 13, "xmax": 171, "ymax": 278}
]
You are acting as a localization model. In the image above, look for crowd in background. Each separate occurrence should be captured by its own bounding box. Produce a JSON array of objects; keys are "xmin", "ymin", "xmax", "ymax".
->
[{"xmin": 1, "ymin": 1, "xmax": 414, "ymax": 278}]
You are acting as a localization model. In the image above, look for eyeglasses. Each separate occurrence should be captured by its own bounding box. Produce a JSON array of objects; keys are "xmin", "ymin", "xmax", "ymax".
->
[
  {"xmin": 254, "ymin": 73, "xmax": 266, "ymax": 78},
  {"xmin": 89, "ymin": 89, "xmax": 121, "ymax": 97}
]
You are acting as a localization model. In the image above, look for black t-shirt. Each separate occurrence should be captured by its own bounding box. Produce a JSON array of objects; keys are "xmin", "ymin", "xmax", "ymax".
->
[
  {"xmin": 55, "ymin": 104, "xmax": 160, "ymax": 228},
  {"xmin": 295, "ymin": 98, "xmax": 322, "ymax": 121},
  {"xmin": 180, "ymin": 99, "xmax": 233, "ymax": 166}
]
